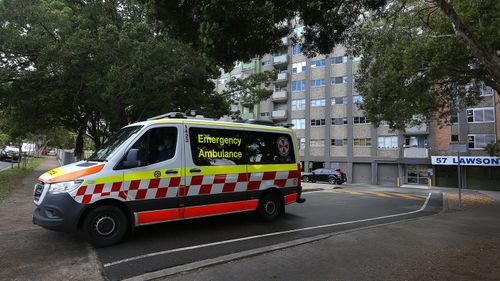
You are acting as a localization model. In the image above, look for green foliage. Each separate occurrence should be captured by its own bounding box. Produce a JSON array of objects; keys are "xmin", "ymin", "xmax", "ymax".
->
[
  {"xmin": 0, "ymin": 0, "xmax": 228, "ymax": 151},
  {"xmin": 485, "ymin": 140, "xmax": 500, "ymax": 157},
  {"xmin": 350, "ymin": 0, "xmax": 495, "ymax": 130},
  {"xmin": 222, "ymin": 70, "xmax": 277, "ymax": 106},
  {"xmin": 148, "ymin": 0, "xmax": 387, "ymax": 70}
]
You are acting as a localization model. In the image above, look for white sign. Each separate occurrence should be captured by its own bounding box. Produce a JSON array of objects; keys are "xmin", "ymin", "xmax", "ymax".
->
[{"xmin": 431, "ymin": 156, "xmax": 500, "ymax": 166}]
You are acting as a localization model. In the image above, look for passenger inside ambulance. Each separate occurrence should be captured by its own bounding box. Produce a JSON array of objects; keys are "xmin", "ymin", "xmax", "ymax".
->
[{"xmin": 130, "ymin": 127, "xmax": 177, "ymax": 166}]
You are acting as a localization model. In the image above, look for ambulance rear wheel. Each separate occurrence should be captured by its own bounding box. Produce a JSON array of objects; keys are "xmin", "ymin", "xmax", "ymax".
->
[
  {"xmin": 257, "ymin": 193, "xmax": 282, "ymax": 221},
  {"xmin": 82, "ymin": 205, "xmax": 127, "ymax": 247}
]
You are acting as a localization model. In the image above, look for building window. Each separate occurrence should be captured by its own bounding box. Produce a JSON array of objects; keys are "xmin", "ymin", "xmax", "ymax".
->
[
  {"xmin": 292, "ymin": 119, "xmax": 306, "ymax": 129},
  {"xmin": 310, "ymin": 99, "xmax": 326, "ymax": 107},
  {"xmin": 331, "ymin": 76, "xmax": 348, "ymax": 85},
  {"xmin": 378, "ymin": 136, "xmax": 398, "ymax": 149},
  {"xmin": 331, "ymin": 56, "xmax": 348, "ymax": 64},
  {"xmin": 331, "ymin": 96, "xmax": 348, "ymax": 105},
  {"xmin": 480, "ymin": 83, "xmax": 494, "ymax": 96},
  {"xmin": 331, "ymin": 117, "xmax": 348, "ymax": 125},
  {"xmin": 298, "ymin": 138, "xmax": 306, "ymax": 150},
  {"xmin": 311, "ymin": 119, "xmax": 326, "ymax": 126},
  {"xmin": 292, "ymin": 61, "xmax": 307, "ymax": 73},
  {"xmin": 293, "ymin": 44, "xmax": 302, "ymax": 55},
  {"xmin": 311, "ymin": 79, "xmax": 325, "ymax": 87},
  {"xmin": 353, "ymin": 116, "xmax": 369, "ymax": 124},
  {"xmin": 450, "ymin": 112, "xmax": 459, "ymax": 123},
  {"xmin": 354, "ymin": 138, "xmax": 371, "ymax": 146},
  {"xmin": 331, "ymin": 139, "xmax": 347, "ymax": 146},
  {"xmin": 292, "ymin": 80, "xmax": 306, "ymax": 92},
  {"xmin": 260, "ymin": 112, "xmax": 271, "ymax": 117},
  {"xmin": 353, "ymin": 95, "xmax": 364, "ymax": 103},
  {"xmin": 310, "ymin": 139, "xmax": 325, "ymax": 147},
  {"xmin": 352, "ymin": 56, "xmax": 362, "ymax": 62},
  {"xmin": 261, "ymin": 60, "xmax": 272, "ymax": 66},
  {"xmin": 291, "ymin": 99, "xmax": 306, "ymax": 111},
  {"xmin": 467, "ymin": 108, "xmax": 494, "ymax": 123},
  {"xmin": 468, "ymin": 134, "xmax": 496, "ymax": 149},
  {"xmin": 451, "ymin": 135, "xmax": 459, "ymax": 142},
  {"xmin": 311, "ymin": 59, "xmax": 326, "ymax": 68}
]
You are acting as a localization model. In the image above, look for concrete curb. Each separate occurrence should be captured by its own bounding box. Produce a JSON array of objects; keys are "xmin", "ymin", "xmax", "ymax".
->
[
  {"xmin": 0, "ymin": 166, "xmax": 10, "ymax": 173},
  {"xmin": 123, "ymin": 194, "xmax": 442, "ymax": 281}
]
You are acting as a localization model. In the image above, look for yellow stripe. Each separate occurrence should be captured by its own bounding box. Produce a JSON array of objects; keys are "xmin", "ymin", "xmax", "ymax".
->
[
  {"xmin": 92, "ymin": 175, "xmax": 123, "ymax": 185},
  {"xmin": 341, "ymin": 190, "xmax": 365, "ymax": 195},
  {"xmin": 247, "ymin": 163, "xmax": 297, "ymax": 173},
  {"xmin": 186, "ymin": 165, "xmax": 246, "ymax": 176},
  {"xmin": 124, "ymin": 168, "xmax": 183, "ymax": 181},
  {"xmin": 387, "ymin": 192, "xmax": 424, "ymax": 200},
  {"xmin": 366, "ymin": 191, "xmax": 394, "ymax": 198}
]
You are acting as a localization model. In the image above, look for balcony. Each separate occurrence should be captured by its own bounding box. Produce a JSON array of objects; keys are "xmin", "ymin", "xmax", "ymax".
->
[
  {"xmin": 273, "ymin": 54, "xmax": 288, "ymax": 66},
  {"xmin": 271, "ymin": 110, "xmax": 287, "ymax": 120},
  {"xmin": 404, "ymin": 124, "xmax": 428, "ymax": 135},
  {"xmin": 275, "ymin": 72, "xmax": 288, "ymax": 85},
  {"xmin": 272, "ymin": 90, "xmax": 287, "ymax": 102},
  {"xmin": 403, "ymin": 147, "xmax": 429, "ymax": 158}
]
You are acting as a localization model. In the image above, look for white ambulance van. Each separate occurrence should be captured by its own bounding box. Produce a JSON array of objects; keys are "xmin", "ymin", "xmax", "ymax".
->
[{"xmin": 33, "ymin": 115, "xmax": 305, "ymax": 247}]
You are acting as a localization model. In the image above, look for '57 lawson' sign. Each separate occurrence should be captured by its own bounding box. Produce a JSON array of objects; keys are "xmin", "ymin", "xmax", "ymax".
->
[{"xmin": 431, "ymin": 156, "xmax": 500, "ymax": 166}]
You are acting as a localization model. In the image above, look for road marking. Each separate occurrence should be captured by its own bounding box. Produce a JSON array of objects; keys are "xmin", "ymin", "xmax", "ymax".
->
[
  {"xmin": 104, "ymin": 193, "xmax": 432, "ymax": 268},
  {"xmin": 387, "ymin": 192, "xmax": 424, "ymax": 200},
  {"xmin": 366, "ymin": 191, "xmax": 394, "ymax": 198}
]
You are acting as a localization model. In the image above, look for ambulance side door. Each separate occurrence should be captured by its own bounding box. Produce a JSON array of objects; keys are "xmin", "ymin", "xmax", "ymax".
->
[
  {"xmin": 182, "ymin": 125, "xmax": 249, "ymax": 219},
  {"xmin": 118, "ymin": 123, "xmax": 185, "ymax": 226}
]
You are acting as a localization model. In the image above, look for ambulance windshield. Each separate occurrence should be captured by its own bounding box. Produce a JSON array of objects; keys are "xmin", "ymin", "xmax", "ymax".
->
[{"xmin": 87, "ymin": 125, "xmax": 143, "ymax": 162}]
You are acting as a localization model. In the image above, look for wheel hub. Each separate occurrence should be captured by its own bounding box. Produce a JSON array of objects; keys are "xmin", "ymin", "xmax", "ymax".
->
[
  {"xmin": 264, "ymin": 201, "xmax": 276, "ymax": 215},
  {"xmin": 94, "ymin": 216, "xmax": 116, "ymax": 236}
]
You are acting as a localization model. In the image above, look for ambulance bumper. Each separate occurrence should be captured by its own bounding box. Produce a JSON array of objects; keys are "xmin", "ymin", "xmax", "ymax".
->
[{"xmin": 33, "ymin": 193, "xmax": 85, "ymax": 233}]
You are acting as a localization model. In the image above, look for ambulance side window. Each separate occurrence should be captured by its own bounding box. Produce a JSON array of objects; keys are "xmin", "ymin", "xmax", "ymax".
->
[
  {"xmin": 246, "ymin": 132, "xmax": 295, "ymax": 164},
  {"xmin": 189, "ymin": 127, "xmax": 246, "ymax": 166},
  {"xmin": 128, "ymin": 127, "xmax": 177, "ymax": 167}
]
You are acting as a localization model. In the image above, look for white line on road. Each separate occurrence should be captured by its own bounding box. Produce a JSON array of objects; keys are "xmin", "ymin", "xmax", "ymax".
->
[{"xmin": 104, "ymin": 193, "xmax": 432, "ymax": 268}]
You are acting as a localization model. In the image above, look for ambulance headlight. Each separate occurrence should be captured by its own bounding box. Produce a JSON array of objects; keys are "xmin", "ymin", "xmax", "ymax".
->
[{"xmin": 48, "ymin": 180, "xmax": 83, "ymax": 194}]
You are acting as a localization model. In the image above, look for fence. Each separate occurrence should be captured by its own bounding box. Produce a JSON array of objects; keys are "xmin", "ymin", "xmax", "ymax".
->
[{"xmin": 56, "ymin": 149, "xmax": 75, "ymax": 165}]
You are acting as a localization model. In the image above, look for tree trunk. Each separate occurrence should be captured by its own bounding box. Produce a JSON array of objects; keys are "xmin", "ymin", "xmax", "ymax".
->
[
  {"xmin": 433, "ymin": 0, "xmax": 500, "ymax": 93},
  {"xmin": 74, "ymin": 128, "xmax": 85, "ymax": 160}
]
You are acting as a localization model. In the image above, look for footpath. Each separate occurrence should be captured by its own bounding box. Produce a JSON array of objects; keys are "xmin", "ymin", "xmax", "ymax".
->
[{"xmin": 0, "ymin": 157, "xmax": 103, "ymax": 281}]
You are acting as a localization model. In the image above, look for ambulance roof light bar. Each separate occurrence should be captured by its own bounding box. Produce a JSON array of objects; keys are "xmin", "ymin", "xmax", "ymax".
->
[{"xmin": 148, "ymin": 112, "xmax": 187, "ymax": 120}]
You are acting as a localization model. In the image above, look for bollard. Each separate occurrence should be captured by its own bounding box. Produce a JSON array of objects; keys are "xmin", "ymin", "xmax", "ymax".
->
[
  {"xmin": 396, "ymin": 177, "xmax": 400, "ymax": 188},
  {"xmin": 428, "ymin": 178, "xmax": 432, "ymax": 189}
]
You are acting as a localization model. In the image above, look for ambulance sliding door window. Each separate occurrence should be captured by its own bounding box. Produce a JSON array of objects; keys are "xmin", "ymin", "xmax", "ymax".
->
[
  {"xmin": 246, "ymin": 132, "xmax": 295, "ymax": 164},
  {"xmin": 189, "ymin": 127, "xmax": 246, "ymax": 166},
  {"xmin": 128, "ymin": 127, "xmax": 177, "ymax": 167}
]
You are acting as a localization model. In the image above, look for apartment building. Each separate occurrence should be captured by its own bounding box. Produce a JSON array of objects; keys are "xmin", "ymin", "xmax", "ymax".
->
[{"xmin": 216, "ymin": 41, "xmax": 500, "ymax": 191}]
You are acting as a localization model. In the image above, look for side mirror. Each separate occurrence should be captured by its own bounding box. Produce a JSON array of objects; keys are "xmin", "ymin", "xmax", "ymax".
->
[{"xmin": 122, "ymin": 148, "xmax": 139, "ymax": 168}]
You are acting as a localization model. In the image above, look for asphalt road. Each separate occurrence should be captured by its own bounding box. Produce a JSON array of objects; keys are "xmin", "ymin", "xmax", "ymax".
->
[
  {"xmin": 97, "ymin": 188, "xmax": 442, "ymax": 280},
  {"xmin": 0, "ymin": 160, "xmax": 11, "ymax": 171}
]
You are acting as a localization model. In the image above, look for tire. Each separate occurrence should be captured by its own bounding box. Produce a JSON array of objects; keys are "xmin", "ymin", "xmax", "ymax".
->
[
  {"xmin": 328, "ymin": 177, "xmax": 336, "ymax": 185},
  {"xmin": 336, "ymin": 180, "xmax": 343, "ymax": 185},
  {"xmin": 82, "ymin": 205, "xmax": 128, "ymax": 247},
  {"xmin": 302, "ymin": 176, "xmax": 309, "ymax": 183},
  {"xmin": 257, "ymin": 192, "xmax": 282, "ymax": 221}
]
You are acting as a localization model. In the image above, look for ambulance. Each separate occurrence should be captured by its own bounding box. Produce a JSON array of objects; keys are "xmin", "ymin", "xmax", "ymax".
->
[{"xmin": 33, "ymin": 114, "xmax": 305, "ymax": 247}]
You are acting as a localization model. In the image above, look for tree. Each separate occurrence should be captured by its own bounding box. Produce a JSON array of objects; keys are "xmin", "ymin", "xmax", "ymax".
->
[
  {"xmin": 147, "ymin": 0, "xmax": 499, "ymax": 129},
  {"xmin": 349, "ymin": 0, "xmax": 499, "ymax": 129},
  {"xmin": 146, "ymin": 0, "xmax": 387, "ymax": 70},
  {"xmin": 485, "ymin": 140, "xmax": 500, "ymax": 157},
  {"xmin": 0, "ymin": 0, "xmax": 228, "ymax": 156},
  {"xmin": 222, "ymin": 70, "xmax": 277, "ymax": 106}
]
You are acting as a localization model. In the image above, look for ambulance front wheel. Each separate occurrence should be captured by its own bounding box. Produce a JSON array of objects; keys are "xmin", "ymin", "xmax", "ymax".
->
[
  {"xmin": 82, "ymin": 205, "xmax": 128, "ymax": 247},
  {"xmin": 257, "ymin": 192, "xmax": 282, "ymax": 221}
]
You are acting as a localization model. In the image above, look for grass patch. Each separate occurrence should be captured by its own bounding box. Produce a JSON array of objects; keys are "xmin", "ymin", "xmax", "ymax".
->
[{"xmin": 0, "ymin": 158, "xmax": 44, "ymax": 201}]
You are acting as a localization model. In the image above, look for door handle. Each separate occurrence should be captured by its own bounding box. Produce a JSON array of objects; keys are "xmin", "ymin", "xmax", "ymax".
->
[
  {"xmin": 190, "ymin": 168, "xmax": 202, "ymax": 173},
  {"xmin": 165, "ymin": 169, "xmax": 178, "ymax": 175}
]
